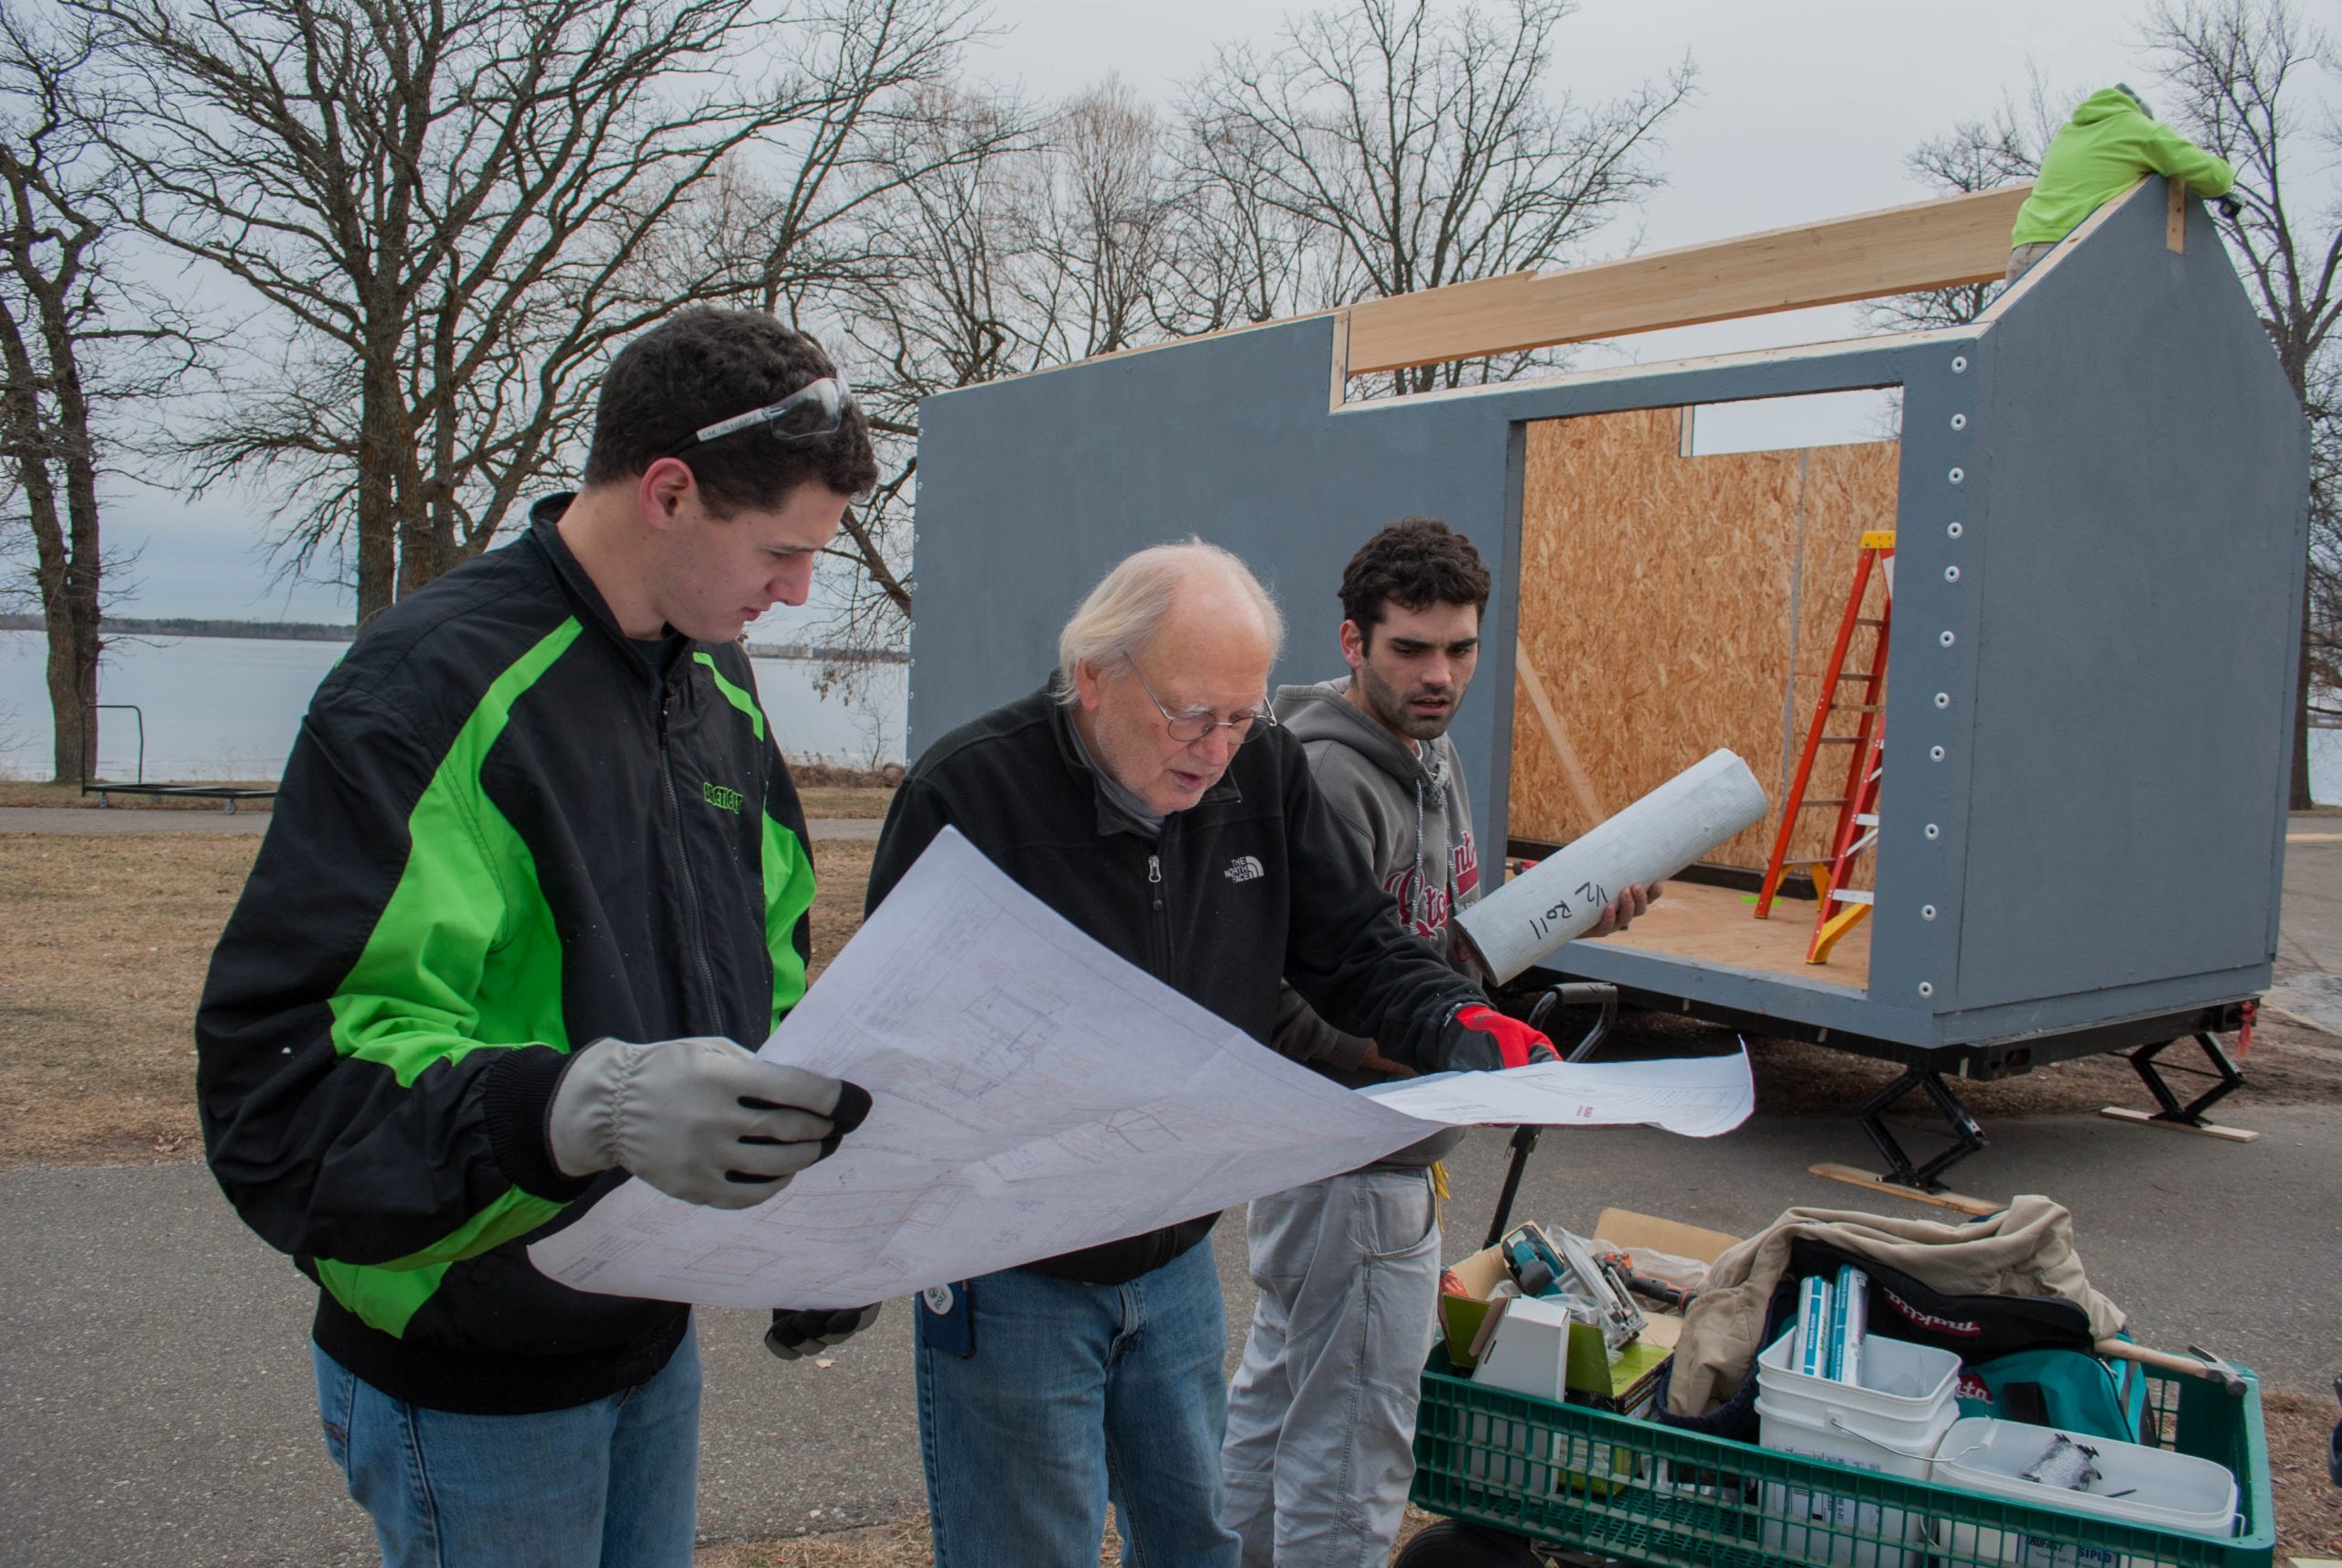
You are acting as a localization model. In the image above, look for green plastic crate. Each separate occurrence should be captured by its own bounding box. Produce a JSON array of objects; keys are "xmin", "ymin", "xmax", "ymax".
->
[{"xmin": 1411, "ymin": 1348, "xmax": 2273, "ymax": 1568}]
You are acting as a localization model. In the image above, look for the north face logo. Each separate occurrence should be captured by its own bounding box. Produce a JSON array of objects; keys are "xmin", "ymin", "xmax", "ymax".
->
[{"xmin": 1224, "ymin": 855, "xmax": 1265, "ymax": 883}]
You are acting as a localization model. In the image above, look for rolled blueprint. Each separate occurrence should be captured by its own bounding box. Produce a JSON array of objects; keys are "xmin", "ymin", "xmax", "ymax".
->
[{"xmin": 1456, "ymin": 748, "xmax": 1768, "ymax": 984}]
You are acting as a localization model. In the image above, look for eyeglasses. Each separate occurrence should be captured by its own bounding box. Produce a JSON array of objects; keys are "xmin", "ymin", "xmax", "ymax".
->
[
  {"xmin": 1132, "ymin": 667, "xmax": 1279, "ymax": 746},
  {"xmin": 666, "ymin": 377, "xmax": 852, "ymax": 456}
]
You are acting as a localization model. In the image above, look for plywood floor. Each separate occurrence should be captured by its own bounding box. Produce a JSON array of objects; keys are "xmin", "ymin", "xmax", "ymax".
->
[{"xmin": 1595, "ymin": 878, "xmax": 1872, "ymax": 990}]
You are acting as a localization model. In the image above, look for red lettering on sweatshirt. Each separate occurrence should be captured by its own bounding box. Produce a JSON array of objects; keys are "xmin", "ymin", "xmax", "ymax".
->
[{"xmin": 1382, "ymin": 831, "xmax": 1480, "ymax": 940}]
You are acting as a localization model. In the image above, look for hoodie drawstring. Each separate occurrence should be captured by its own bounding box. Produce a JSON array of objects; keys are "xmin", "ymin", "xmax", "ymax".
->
[{"xmin": 1412, "ymin": 751, "xmax": 1450, "ymax": 935}]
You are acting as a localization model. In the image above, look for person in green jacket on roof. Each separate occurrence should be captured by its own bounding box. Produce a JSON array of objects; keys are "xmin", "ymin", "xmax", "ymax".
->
[{"xmin": 2007, "ymin": 84, "xmax": 2235, "ymax": 283}]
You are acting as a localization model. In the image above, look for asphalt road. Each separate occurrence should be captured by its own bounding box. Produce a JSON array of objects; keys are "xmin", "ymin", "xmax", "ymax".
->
[
  {"xmin": 3, "ymin": 820, "xmax": 2338, "ymax": 1565},
  {"xmin": 5, "ymin": 1097, "xmax": 2337, "ymax": 1568}
]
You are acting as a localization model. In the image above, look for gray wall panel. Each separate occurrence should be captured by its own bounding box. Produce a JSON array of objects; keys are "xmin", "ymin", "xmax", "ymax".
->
[
  {"xmin": 1950, "ymin": 188, "xmax": 2306, "ymax": 1012},
  {"xmin": 909, "ymin": 317, "xmax": 1519, "ymax": 840}
]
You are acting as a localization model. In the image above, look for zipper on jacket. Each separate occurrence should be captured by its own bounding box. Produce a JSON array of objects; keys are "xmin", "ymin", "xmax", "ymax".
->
[
  {"xmin": 659, "ymin": 682, "xmax": 725, "ymax": 1030},
  {"xmin": 1145, "ymin": 816, "xmax": 1179, "ymax": 976}
]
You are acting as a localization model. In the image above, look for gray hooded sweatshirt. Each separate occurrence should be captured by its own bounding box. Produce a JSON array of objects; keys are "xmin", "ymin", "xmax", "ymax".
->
[{"xmin": 1271, "ymin": 678, "xmax": 1486, "ymax": 1167}]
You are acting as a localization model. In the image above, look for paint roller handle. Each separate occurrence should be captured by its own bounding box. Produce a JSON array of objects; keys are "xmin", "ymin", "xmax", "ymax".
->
[
  {"xmin": 2094, "ymin": 1337, "xmax": 2246, "ymax": 1396},
  {"xmin": 1525, "ymin": 983, "xmax": 1619, "ymax": 1063}
]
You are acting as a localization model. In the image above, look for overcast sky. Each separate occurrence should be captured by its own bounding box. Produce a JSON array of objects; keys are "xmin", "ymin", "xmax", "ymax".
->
[{"xmin": 92, "ymin": 0, "xmax": 2242, "ymax": 622}]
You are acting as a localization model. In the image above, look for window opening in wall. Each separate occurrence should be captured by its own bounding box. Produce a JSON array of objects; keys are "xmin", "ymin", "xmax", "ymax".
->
[{"xmin": 1682, "ymin": 388, "xmax": 1903, "ymax": 456}]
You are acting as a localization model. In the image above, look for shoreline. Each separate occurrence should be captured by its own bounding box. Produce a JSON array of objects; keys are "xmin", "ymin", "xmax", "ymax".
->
[{"xmin": 0, "ymin": 618, "xmax": 909, "ymax": 663}]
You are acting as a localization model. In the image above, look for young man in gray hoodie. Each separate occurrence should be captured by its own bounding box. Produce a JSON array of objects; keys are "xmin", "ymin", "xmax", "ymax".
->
[{"xmin": 1219, "ymin": 518, "xmax": 1649, "ymax": 1567}]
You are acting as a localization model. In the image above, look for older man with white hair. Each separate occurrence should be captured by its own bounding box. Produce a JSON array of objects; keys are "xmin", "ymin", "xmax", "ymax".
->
[{"xmin": 865, "ymin": 541, "xmax": 1563, "ymax": 1568}]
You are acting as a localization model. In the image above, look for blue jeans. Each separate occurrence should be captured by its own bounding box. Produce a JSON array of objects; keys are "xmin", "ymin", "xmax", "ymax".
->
[
  {"xmin": 311, "ymin": 1324, "xmax": 701, "ymax": 1568},
  {"xmin": 918, "ymin": 1240, "xmax": 1241, "ymax": 1568}
]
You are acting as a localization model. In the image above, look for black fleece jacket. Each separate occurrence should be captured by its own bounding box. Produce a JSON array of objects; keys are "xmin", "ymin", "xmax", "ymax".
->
[{"xmin": 865, "ymin": 686, "xmax": 1483, "ymax": 1285}]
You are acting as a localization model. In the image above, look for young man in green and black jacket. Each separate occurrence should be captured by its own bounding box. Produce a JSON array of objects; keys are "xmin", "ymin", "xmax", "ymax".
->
[{"xmin": 196, "ymin": 308, "xmax": 881, "ymax": 1568}]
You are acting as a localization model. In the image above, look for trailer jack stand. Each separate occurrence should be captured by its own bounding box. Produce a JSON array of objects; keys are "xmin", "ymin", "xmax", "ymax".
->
[
  {"xmin": 1856, "ymin": 1067, "xmax": 1988, "ymax": 1194},
  {"xmin": 2125, "ymin": 1030, "xmax": 2247, "ymax": 1127}
]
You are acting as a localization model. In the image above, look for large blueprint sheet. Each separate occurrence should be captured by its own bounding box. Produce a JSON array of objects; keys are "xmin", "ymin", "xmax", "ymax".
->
[{"xmin": 529, "ymin": 828, "xmax": 1751, "ymax": 1309}]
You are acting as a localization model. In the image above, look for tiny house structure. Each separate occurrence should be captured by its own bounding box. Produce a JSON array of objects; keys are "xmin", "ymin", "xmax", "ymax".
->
[{"xmin": 906, "ymin": 178, "xmax": 2307, "ymax": 1190}]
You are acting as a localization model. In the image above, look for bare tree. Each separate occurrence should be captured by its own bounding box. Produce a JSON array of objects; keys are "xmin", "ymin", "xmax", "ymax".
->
[
  {"xmin": 1165, "ymin": 113, "xmax": 1331, "ymax": 331},
  {"xmin": 1022, "ymin": 78, "xmax": 1186, "ymax": 359},
  {"xmin": 77, "ymin": 0, "xmax": 979, "ymax": 625},
  {"xmin": 0, "ymin": 7, "xmax": 189, "ymax": 778},
  {"xmin": 1864, "ymin": 84, "xmax": 2057, "ymax": 332},
  {"xmin": 2145, "ymin": 0, "xmax": 2342, "ymax": 807},
  {"xmin": 811, "ymin": 77, "xmax": 1205, "ymax": 659},
  {"xmin": 807, "ymin": 81, "xmax": 1038, "ymax": 656},
  {"xmin": 1186, "ymin": 0, "xmax": 1693, "ymax": 394}
]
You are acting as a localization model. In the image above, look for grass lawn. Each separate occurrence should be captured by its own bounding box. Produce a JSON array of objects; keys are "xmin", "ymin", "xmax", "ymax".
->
[
  {"xmin": 0, "ymin": 777, "xmax": 897, "ymax": 818},
  {"xmin": 796, "ymin": 786, "xmax": 894, "ymax": 820},
  {"xmin": 0, "ymin": 830, "xmax": 879, "ymax": 1168},
  {"xmin": 0, "ymin": 779, "xmax": 278, "ymax": 810}
]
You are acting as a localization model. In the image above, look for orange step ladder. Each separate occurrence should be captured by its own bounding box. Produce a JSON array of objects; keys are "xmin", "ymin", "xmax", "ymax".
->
[{"xmin": 1755, "ymin": 531, "xmax": 1894, "ymax": 964}]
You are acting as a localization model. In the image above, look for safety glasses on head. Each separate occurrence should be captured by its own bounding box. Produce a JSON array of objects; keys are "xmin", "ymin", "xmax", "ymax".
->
[
  {"xmin": 1132, "ymin": 666, "xmax": 1279, "ymax": 746},
  {"xmin": 666, "ymin": 377, "xmax": 852, "ymax": 456}
]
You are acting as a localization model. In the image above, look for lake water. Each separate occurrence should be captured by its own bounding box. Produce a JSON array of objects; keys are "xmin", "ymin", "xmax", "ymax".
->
[
  {"xmin": 4, "ymin": 627, "xmax": 2337, "ymax": 801},
  {"xmin": 0, "ymin": 628, "xmax": 908, "ymax": 781}
]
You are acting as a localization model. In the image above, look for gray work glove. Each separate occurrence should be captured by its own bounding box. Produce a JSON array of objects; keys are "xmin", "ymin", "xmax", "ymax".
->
[
  {"xmin": 766, "ymin": 1303, "xmax": 882, "ymax": 1359},
  {"xmin": 546, "ymin": 1036, "xmax": 872, "ymax": 1209}
]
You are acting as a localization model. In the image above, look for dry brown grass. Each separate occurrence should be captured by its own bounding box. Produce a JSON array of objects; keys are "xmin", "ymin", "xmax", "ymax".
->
[
  {"xmin": 0, "ymin": 779, "xmax": 277, "ymax": 810},
  {"xmin": 2266, "ymin": 1388, "xmax": 2342, "ymax": 1559},
  {"xmin": 797, "ymin": 786, "xmax": 895, "ymax": 821},
  {"xmin": 0, "ymin": 777, "xmax": 893, "ymax": 817},
  {"xmin": 807, "ymin": 838, "xmax": 875, "ymax": 977},
  {"xmin": 0, "ymin": 832, "xmax": 255, "ymax": 1165},
  {"xmin": 0, "ymin": 830, "xmax": 878, "ymax": 1170}
]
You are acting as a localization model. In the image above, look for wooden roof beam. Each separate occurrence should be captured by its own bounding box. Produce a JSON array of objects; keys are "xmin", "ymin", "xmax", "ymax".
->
[{"xmin": 1341, "ymin": 184, "xmax": 2035, "ymax": 378}]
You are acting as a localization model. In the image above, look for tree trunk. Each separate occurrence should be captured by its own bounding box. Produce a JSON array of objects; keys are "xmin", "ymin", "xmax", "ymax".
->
[
  {"xmin": 354, "ymin": 346, "xmax": 402, "ymax": 625},
  {"xmin": 0, "ymin": 295, "xmax": 98, "ymax": 781},
  {"xmin": 41, "ymin": 590, "xmax": 98, "ymax": 782},
  {"xmin": 48, "ymin": 474, "xmax": 102, "ymax": 786}
]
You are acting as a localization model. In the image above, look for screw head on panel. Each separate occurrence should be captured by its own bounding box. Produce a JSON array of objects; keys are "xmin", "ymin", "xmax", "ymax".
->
[
  {"xmin": 1930, "ymin": 745, "xmax": 1946, "ymax": 760},
  {"xmin": 1918, "ymin": 982, "xmax": 1936, "ymax": 997},
  {"xmin": 1948, "ymin": 467, "xmax": 1965, "ymax": 484},
  {"xmin": 1951, "ymin": 355, "xmax": 1969, "ymax": 373},
  {"xmin": 1945, "ymin": 564, "xmax": 1961, "ymax": 582},
  {"xmin": 1922, "ymin": 905, "xmax": 1938, "ymax": 920},
  {"xmin": 1948, "ymin": 521, "xmax": 1964, "ymax": 539},
  {"xmin": 1934, "ymin": 692, "xmax": 1950, "ymax": 708},
  {"xmin": 1926, "ymin": 823, "xmax": 1940, "ymax": 840},
  {"xmin": 1950, "ymin": 413, "xmax": 1968, "ymax": 430},
  {"xmin": 1939, "ymin": 631, "xmax": 1955, "ymax": 646}
]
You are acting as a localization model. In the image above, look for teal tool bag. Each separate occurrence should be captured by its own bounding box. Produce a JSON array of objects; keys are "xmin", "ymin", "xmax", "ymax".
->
[{"xmin": 1954, "ymin": 1338, "xmax": 2153, "ymax": 1444}]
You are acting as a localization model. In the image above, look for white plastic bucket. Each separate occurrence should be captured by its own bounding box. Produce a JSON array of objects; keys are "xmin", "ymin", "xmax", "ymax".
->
[
  {"xmin": 1754, "ymin": 1389, "xmax": 1958, "ymax": 1568},
  {"xmin": 1929, "ymin": 1416, "xmax": 2238, "ymax": 1568},
  {"xmin": 1758, "ymin": 1328, "xmax": 1961, "ymax": 1434}
]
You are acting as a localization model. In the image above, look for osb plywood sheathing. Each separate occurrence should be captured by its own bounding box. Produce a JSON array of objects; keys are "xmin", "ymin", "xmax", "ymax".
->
[{"xmin": 1510, "ymin": 408, "xmax": 1899, "ymax": 877}]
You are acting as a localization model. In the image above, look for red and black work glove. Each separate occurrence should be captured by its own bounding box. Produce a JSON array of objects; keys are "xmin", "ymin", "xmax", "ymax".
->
[
  {"xmin": 766, "ymin": 1303, "xmax": 882, "ymax": 1359},
  {"xmin": 1441, "ymin": 1003, "xmax": 1561, "ymax": 1072}
]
